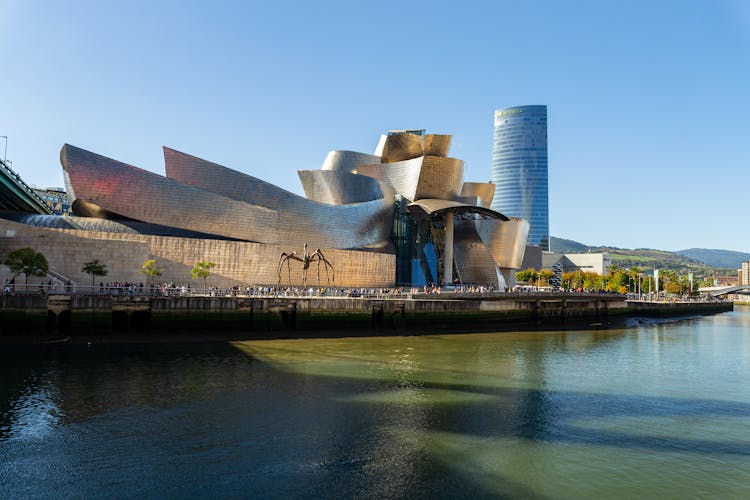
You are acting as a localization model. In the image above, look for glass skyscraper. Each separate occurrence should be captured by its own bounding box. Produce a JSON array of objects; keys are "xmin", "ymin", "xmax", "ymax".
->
[{"xmin": 490, "ymin": 105, "xmax": 549, "ymax": 250}]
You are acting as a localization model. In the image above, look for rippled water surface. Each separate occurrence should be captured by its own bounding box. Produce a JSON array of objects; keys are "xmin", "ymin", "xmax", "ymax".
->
[{"xmin": 3, "ymin": 308, "xmax": 750, "ymax": 498}]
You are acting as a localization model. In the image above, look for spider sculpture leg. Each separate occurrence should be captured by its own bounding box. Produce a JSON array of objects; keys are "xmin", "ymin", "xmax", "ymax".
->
[
  {"xmin": 311, "ymin": 250, "xmax": 334, "ymax": 285},
  {"xmin": 277, "ymin": 253, "xmax": 289, "ymax": 286}
]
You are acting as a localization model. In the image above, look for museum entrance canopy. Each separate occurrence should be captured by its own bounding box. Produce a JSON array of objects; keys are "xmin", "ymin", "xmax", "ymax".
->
[{"xmin": 406, "ymin": 199, "xmax": 509, "ymax": 221}]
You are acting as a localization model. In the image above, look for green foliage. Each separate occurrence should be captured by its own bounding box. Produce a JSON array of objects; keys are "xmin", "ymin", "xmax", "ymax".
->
[
  {"xmin": 82, "ymin": 259, "xmax": 109, "ymax": 287},
  {"xmin": 4, "ymin": 247, "xmax": 49, "ymax": 286},
  {"xmin": 140, "ymin": 259, "xmax": 164, "ymax": 286},
  {"xmin": 515, "ymin": 268, "xmax": 537, "ymax": 283},
  {"xmin": 539, "ymin": 270, "xmax": 553, "ymax": 284},
  {"xmin": 517, "ymin": 254, "xmax": 701, "ymax": 296},
  {"xmin": 514, "ymin": 268, "xmax": 554, "ymax": 287},
  {"xmin": 191, "ymin": 260, "xmax": 216, "ymax": 289}
]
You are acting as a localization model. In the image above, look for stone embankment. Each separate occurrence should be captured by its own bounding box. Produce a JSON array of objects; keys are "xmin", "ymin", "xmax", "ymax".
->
[{"xmin": 0, "ymin": 293, "xmax": 733, "ymax": 340}]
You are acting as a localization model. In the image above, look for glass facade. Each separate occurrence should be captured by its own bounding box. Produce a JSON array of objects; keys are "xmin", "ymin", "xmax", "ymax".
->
[
  {"xmin": 490, "ymin": 105, "xmax": 549, "ymax": 251},
  {"xmin": 392, "ymin": 196, "xmax": 444, "ymax": 287}
]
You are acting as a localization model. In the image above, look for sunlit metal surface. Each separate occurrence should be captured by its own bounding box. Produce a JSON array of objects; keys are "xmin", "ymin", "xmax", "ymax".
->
[
  {"xmin": 62, "ymin": 145, "xmax": 394, "ymax": 250},
  {"xmin": 380, "ymin": 133, "xmax": 425, "ymax": 163},
  {"xmin": 2, "ymin": 213, "xmax": 139, "ymax": 234},
  {"xmin": 423, "ymin": 134, "xmax": 452, "ymax": 157},
  {"xmin": 356, "ymin": 156, "xmax": 464, "ymax": 202},
  {"xmin": 298, "ymin": 170, "xmax": 386, "ymax": 205},
  {"xmin": 453, "ymin": 220, "xmax": 500, "ymax": 285},
  {"xmin": 320, "ymin": 150, "xmax": 381, "ymax": 172},
  {"xmin": 0, "ymin": 212, "xmax": 236, "ymax": 239},
  {"xmin": 476, "ymin": 217, "xmax": 530, "ymax": 269},
  {"xmin": 162, "ymin": 147, "xmax": 394, "ymax": 249},
  {"xmin": 459, "ymin": 182, "xmax": 495, "ymax": 209},
  {"xmin": 62, "ymin": 144, "xmax": 279, "ymax": 244}
]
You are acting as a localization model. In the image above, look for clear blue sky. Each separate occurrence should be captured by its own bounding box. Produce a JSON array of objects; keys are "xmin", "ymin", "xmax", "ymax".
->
[{"xmin": 2, "ymin": 0, "xmax": 749, "ymax": 252}]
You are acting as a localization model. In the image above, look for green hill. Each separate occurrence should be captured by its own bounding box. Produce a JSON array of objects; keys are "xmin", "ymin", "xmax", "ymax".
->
[
  {"xmin": 676, "ymin": 248, "xmax": 750, "ymax": 269},
  {"xmin": 549, "ymin": 237, "xmax": 734, "ymax": 276}
]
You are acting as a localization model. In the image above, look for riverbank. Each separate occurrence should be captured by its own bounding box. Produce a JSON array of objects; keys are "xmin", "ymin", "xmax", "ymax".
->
[{"xmin": 0, "ymin": 293, "xmax": 733, "ymax": 345}]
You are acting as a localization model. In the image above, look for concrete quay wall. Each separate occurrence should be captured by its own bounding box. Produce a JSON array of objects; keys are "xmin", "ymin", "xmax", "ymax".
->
[
  {"xmin": 0, "ymin": 294, "xmax": 732, "ymax": 338},
  {"xmin": 1, "ymin": 293, "xmax": 630, "ymax": 337},
  {"xmin": 625, "ymin": 300, "xmax": 733, "ymax": 316}
]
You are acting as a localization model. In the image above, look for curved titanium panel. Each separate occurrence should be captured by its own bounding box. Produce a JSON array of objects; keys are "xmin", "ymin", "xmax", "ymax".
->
[
  {"xmin": 423, "ymin": 134, "xmax": 452, "ymax": 157},
  {"xmin": 453, "ymin": 219, "xmax": 500, "ymax": 285},
  {"xmin": 476, "ymin": 217, "xmax": 530, "ymax": 269},
  {"xmin": 2, "ymin": 213, "xmax": 139, "ymax": 234},
  {"xmin": 320, "ymin": 150, "xmax": 381, "ymax": 172},
  {"xmin": 0, "ymin": 212, "xmax": 236, "ymax": 239},
  {"xmin": 407, "ymin": 199, "xmax": 508, "ymax": 221},
  {"xmin": 298, "ymin": 170, "xmax": 386, "ymax": 205},
  {"xmin": 356, "ymin": 156, "xmax": 464, "ymax": 202},
  {"xmin": 381, "ymin": 133, "xmax": 424, "ymax": 163},
  {"xmin": 460, "ymin": 182, "xmax": 496, "ymax": 209},
  {"xmin": 162, "ymin": 147, "xmax": 394, "ymax": 249},
  {"xmin": 61, "ymin": 144, "xmax": 279, "ymax": 244},
  {"xmin": 355, "ymin": 158, "xmax": 421, "ymax": 202},
  {"xmin": 70, "ymin": 198, "xmax": 129, "ymax": 220}
]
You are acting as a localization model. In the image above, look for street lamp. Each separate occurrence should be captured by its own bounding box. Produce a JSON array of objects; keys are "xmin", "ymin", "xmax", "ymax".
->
[
  {"xmin": 0, "ymin": 136, "xmax": 7, "ymax": 164},
  {"xmin": 638, "ymin": 273, "xmax": 643, "ymax": 299}
]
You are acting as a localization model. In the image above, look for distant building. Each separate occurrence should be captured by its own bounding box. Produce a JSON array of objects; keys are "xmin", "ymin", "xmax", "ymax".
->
[
  {"xmin": 521, "ymin": 245, "xmax": 543, "ymax": 270},
  {"xmin": 543, "ymin": 252, "xmax": 612, "ymax": 275},
  {"xmin": 490, "ymin": 105, "xmax": 549, "ymax": 250},
  {"xmin": 741, "ymin": 262, "xmax": 750, "ymax": 285},
  {"xmin": 705, "ymin": 275, "xmax": 738, "ymax": 287},
  {"xmin": 31, "ymin": 187, "xmax": 71, "ymax": 215}
]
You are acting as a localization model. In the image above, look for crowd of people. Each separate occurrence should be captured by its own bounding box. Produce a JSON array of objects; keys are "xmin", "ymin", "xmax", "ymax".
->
[{"xmin": 0, "ymin": 277, "xmax": 729, "ymax": 302}]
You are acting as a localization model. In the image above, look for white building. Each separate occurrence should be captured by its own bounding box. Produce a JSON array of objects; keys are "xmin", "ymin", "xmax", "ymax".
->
[{"xmin": 542, "ymin": 252, "xmax": 612, "ymax": 275}]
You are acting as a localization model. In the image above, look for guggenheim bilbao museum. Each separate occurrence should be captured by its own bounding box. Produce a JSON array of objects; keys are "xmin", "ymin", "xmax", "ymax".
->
[{"xmin": 0, "ymin": 130, "xmax": 529, "ymax": 288}]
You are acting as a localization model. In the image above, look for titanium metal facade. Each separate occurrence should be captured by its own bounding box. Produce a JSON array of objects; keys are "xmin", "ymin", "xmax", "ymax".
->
[
  {"xmin": 1, "ymin": 128, "xmax": 532, "ymax": 288},
  {"xmin": 490, "ymin": 105, "xmax": 549, "ymax": 251},
  {"xmin": 161, "ymin": 147, "xmax": 394, "ymax": 250}
]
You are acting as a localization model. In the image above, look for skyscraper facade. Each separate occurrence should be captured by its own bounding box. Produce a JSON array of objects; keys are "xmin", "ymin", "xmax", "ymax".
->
[{"xmin": 490, "ymin": 105, "xmax": 549, "ymax": 250}]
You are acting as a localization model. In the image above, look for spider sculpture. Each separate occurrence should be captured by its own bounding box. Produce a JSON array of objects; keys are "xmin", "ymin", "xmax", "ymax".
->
[{"xmin": 277, "ymin": 243, "xmax": 335, "ymax": 287}]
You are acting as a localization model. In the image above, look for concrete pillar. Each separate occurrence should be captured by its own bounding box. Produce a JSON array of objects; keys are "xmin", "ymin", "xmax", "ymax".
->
[{"xmin": 443, "ymin": 211, "xmax": 454, "ymax": 286}]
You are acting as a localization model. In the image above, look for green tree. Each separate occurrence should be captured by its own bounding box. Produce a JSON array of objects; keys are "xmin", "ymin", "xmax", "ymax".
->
[
  {"xmin": 582, "ymin": 271, "xmax": 601, "ymax": 290},
  {"xmin": 140, "ymin": 259, "xmax": 164, "ymax": 287},
  {"xmin": 660, "ymin": 270, "xmax": 682, "ymax": 294},
  {"xmin": 515, "ymin": 268, "xmax": 537, "ymax": 283},
  {"xmin": 562, "ymin": 271, "xmax": 577, "ymax": 289},
  {"xmin": 4, "ymin": 247, "xmax": 49, "ymax": 288},
  {"xmin": 610, "ymin": 270, "xmax": 629, "ymax": 293},
  {"xmin": 191, "ymin": 260, "xmax": 216, "ymax": 291},
  {"xmin": 539, "ymin": 269, "xmax": 553, "ymax": 286},
  {"xmin": 81, "ymin": 259, "xmax": 108, "ymax": 288}
]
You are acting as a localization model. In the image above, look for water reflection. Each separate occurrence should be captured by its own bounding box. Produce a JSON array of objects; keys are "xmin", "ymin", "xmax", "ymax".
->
[{"xmin": 2, "ymin": 310, "xmax": 750, "ymax": 497}]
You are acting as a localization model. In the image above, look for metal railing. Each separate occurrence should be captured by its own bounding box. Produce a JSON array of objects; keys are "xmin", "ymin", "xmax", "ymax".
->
[{"xmin": 0, "ymin": 158, "xmax": 54, "ymax": 214}]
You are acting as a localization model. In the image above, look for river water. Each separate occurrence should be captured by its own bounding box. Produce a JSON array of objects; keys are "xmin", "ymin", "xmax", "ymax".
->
[{"xmin": 2, "ymin": 307, "xmax": 750, "ymax": 498}]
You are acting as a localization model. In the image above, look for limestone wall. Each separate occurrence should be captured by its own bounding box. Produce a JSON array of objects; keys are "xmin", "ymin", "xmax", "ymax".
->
[{"xmin": 0, "ymin": 219, "xmax": 395, "ymax": 288}]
